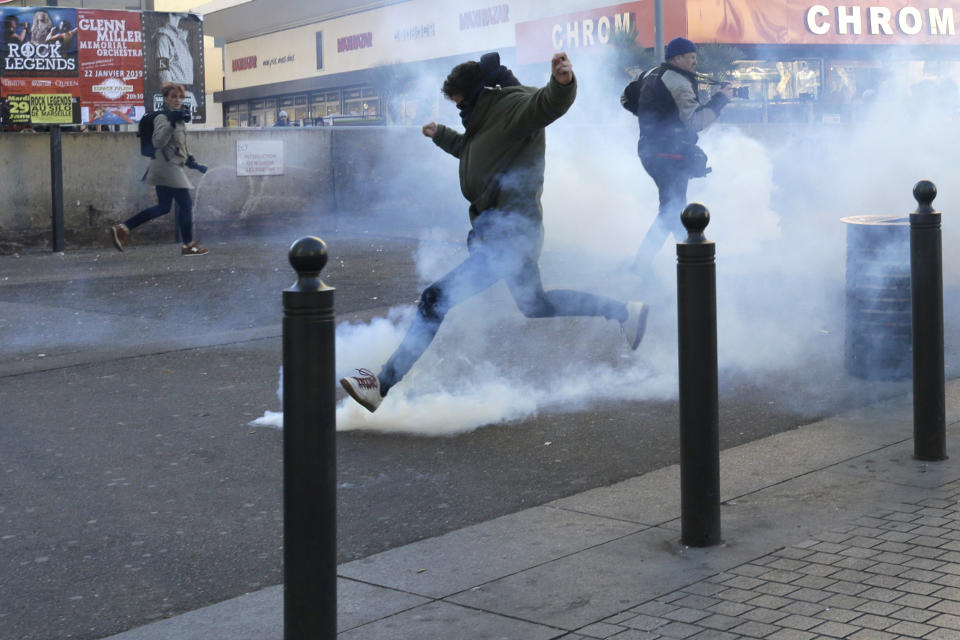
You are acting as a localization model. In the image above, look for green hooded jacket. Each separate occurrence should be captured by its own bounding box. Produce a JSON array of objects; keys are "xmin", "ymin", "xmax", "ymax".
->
[{"xmin": 430, "ymin": 74, "xmax": 576, "ymax": 234}]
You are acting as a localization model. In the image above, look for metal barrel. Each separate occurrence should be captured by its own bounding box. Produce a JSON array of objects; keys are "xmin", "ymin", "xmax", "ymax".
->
[{"xmin": 841, "ymin": 215, "xmax": 911, "ymax": 381}]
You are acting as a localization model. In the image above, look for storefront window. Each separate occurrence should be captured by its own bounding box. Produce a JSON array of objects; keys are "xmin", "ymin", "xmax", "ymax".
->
[
  {"xmin": 343, "ymin": 86, "xmax": 380, "ymax": 118},
  {"xmin": 225, "ymin": 102, "xmax": 249, "ymax": 128}
]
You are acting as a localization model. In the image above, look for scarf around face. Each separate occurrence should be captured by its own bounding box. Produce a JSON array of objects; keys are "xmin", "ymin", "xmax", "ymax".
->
[{"xmin": 458, "ymin": 51, "xmax": 521, "ymax": 128}]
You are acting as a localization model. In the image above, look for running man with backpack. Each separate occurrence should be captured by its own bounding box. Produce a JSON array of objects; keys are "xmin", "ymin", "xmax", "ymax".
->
[
  {"xmin": 111, "ymin": 82, "xmax": 209, "ymax": 256},
  {"xmin": 623, "ymin": 38, "xmax": 732, "ymax": 277},
  {"xmin": 340, "ymin": 51, "xmax": 650, "ymax": 413}
]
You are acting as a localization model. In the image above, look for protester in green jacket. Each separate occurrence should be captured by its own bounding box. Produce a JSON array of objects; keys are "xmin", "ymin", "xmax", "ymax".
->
[{"xmin": 341, "ymin": 51, "xmax": 649, "ymax": 413}]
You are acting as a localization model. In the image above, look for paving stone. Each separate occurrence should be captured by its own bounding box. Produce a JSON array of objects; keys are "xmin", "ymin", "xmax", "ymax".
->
[
  {"xmin": 634, "ymin": 602, "xmax": 681, "ymax": 617},
  {"xmin": 932, "ymin": 600, "xmax": 960, "ymax": 615},
  {"xmin": 890, "ymin": 592, "xmax": 940, "ymax": 609},
  {"xmin": 756, "ymin": 582, "xmax": 799, "ymax": 597},
  {"xmin": 655, "ymin": 621, "xmax": 701, "ymax": 638},
  {"xmin": 706, "ymin": 602, "xmax": 753, "ymax": 617},
  {"xmin": 816, "ymin": 608, "xmax": 861, "ymax": 624},
  {"xmin": 809, "ymin": 620, "xmax": 863, "ymax": 638},
  {"xmin": 730, "ymin": 565, "xmax": 770, "ymax": 578},
  {"xmin": 927, "ymin": 613, "xmax": 960, "ymax": 630},
  {"xmin": 792, "ymin": 575, "xmax": 835, "ymax": 590},
  {"xmin": 686, "ymin": 630, "xmax": 739, "ymax": 640},
  {"xmin": 847, "ymin": 629, "xmax": 898, "ymax": 640},
  {"xmin": 854, "ymin": 601, "xmax": 902, "ymax": 616},
  {"xmin": 729, "ymin": 620, "xmax": 781, "ymax": 638},
  {"xmin": 858, "ymin": 587, "xmax": 904, "ymax": 602},
  {"xmin": 781, "ymin": 601, "xmax": 826, "ymax": 617},
  {"xmin": 774, "ymin": 548, "xmax": 816, "ymax": 561},
  {"xmin": 624, "ymin": 615, "xmax": 670, "ymax": 632},
  {"xmin": 695, "ymin": 614, "xmax": 743, "ymax": 631},
  {"xmin": 932, "ymin": 586, "xmax": 960, "ymax": 601},
  {"xmin": 789, "ymin": 587, "xmax": 834, "ymax": 603},
  {"xmin": 746, "ymin": 594, "xmax": 793, "ymax": 610},
  {"xmin": 777, "ymin": 614, "xmax": 822, "ymax": 630},
  {"xmin": 926, "ymin": 628, "xmax": 960, "ymax": 640},
  {"xmin": 863, "ymin": 574, "xmax": 908, "ymax": 589},
  {"xmin": 866, "ymin": 562, "xmax": 912, "ymax": 577},
  {"xmin": 766, "ymin": 629, "xmax": 816, "ymax": 640},
  {"xmin": 889, "ymin": 606, "xmax": 938, "ymax": 623},
  {"xmin": 662, "ymin": 608, "xmax": 710, "ymax": 624},
  {"xmin": 766, "ymin": 558, "xmax": 809, "ymax": 572},
  {"xmin": 716, "ymin": 588, "xmax": 758, "ymax": 604},
  {"xmin": 610, "ymin": 631, "xmax": 662, "ymax": 640},
  {"xmin": 578, "ymin": 622, "xmax": 628, "ymax": 638},
  {"xmin": 897, "ymin": 579, "xmax": 943, "ymax": 595},
  {"xmin": 606, "ymin": 612, "xmax": 641, "ymax": 625},
  {"xmin": 837, "ymin": 557, "xmax": 880, "ymax": 571},
  {"xmin": 850, "ymin": 613, "xmax": 899, "ymax": 630},
  {"xmin": 722, "ymin": 576, "xmax": 766, "ymax": 590},
  {"xmin": 826, "ymin": 581, "xmax": 872, "ymax": 596},
  {"xmin": 740, "ymin": 608, "xmax": 789, "ymax": 624},
  {"xmin": 682, "ymin": 583, "xmax": 727, "ymax": 598},
  {"xmin": 671, "ymin": 595, "xmax": 721, "ymax": 611},
  {"xmin": 821, "ymin": 594, "xmax": 870, "ymax": 610},
  {"xmin": 884, "ymin": 620, "xmax": 937, "ymax": 636}
]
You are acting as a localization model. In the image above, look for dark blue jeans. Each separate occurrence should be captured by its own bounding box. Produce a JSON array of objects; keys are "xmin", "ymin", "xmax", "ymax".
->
[
  {"xmin": 632, "ymin": 153, "xmax": 689, "ymax": 274},
  {"xmin": 378, "ymin": 212, "xmax": 627, "ymax": 395},
  {"xmin": 124, "ymin": 185, "xmax": 194, "ymax": 244}
]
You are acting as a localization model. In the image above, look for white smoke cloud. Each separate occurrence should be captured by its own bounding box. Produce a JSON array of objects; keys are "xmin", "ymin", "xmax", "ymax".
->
[{"xmin": 256, "ymin": 46, "xmax": 960, "ymax": 436}]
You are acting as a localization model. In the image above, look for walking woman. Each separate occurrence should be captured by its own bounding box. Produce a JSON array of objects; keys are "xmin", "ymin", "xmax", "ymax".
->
[{"xmin": 111, "ymin": 82, "xmax": 208, "ymax": 256}]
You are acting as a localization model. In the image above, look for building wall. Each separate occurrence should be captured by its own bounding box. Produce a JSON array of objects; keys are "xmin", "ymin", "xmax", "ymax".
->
[{"xmin": 0, "ymin": 125, "xmax": 465, "ymax": 253}]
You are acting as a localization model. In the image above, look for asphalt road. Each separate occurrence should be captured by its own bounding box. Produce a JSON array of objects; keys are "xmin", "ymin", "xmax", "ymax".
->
[{"xmin": 1, "ymin": 220, "xmax": 954, "ymax": 640}]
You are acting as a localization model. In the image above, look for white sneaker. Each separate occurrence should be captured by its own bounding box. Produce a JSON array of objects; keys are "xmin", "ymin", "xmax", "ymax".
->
[
  {"xmin": 340, "ymin": 368, "xmax": 383, "ymax": 413},
  {"xmin": 622, "ymin": 301, "xmax": 649, "ymax": 350}
]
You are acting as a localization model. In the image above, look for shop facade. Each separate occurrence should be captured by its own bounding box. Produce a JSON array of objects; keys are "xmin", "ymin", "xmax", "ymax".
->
[{"xmin": 204, "ymin": 0, "xmax": 960, "ymax": 127}]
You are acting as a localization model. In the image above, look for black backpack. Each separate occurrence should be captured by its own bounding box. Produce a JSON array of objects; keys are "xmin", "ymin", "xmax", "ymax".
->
[
  {"xmin": 621, "ymin": 77, "xmax": 643, "ymax": 115},
  {"xmin": 137, "ymin": 111, "xmax": 159, "ymax": 158}
]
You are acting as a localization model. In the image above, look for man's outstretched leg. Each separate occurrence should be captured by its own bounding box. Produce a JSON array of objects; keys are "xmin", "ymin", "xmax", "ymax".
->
[
  {"xmin": 506, "ymin": 258, "xmax": 650, "ymax": 350},
  {"xmin": 341, "ymin": 250, "xmax": 500, "ymax": 412}
]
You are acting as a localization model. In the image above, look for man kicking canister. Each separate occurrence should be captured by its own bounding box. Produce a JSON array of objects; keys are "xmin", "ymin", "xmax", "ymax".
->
[{"xmin": 341, "ymin": 51, "xmax": 649, "ymax": 412}]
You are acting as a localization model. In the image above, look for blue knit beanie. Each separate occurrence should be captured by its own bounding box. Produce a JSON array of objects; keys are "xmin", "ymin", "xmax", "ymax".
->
[{"xmin": 665, "ymin": 37, "xmax": 697, "ymax": 59}]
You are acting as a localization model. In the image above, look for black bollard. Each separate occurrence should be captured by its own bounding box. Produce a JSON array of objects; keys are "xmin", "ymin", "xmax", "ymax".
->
[
  {"xmin": 910, "ymin": 181, "xmax": 947, "ymax": 462},
  {"xmin": 677, "ymin": 203, "xmax": 721, "ymax": 547},
  {"xmin": 283, "ymin": 237, "xmax": 337, "ymax": 639}
]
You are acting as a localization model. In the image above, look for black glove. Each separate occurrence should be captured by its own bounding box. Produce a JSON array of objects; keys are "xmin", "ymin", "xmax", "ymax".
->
[
  {"xmin": 185, "ymin": 155, "xmax": 208, "ymax": 173},
  {"xmin": 166, "ymin": 109, "xmax": 184, "ymax": 124}
]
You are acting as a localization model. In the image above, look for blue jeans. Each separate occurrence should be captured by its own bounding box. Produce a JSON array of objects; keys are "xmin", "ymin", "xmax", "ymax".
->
[
  {"xmin": 378, "ymin": 212, "xmax": 627, "ymax": 395},
  {"xmin": 632, "ymin": 153, "xmax": 689, "ymax": 273},
  {"xmin": 124, "ymin": 185, "xmax": 194, "ymax": 244}
]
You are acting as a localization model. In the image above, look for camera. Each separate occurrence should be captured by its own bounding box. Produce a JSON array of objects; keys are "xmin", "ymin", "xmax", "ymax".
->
[
  {"xmin": 732, "ymin": 86, "xmax": 749, "ymax": 99},
  {"xmin": 180, "ymin": 105, "xmax": 192, "ymax": 123}
]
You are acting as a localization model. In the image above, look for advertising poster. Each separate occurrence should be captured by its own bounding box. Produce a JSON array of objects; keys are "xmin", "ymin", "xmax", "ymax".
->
[
  {"xmin": 0, "ymin": 7, "xmax": 202, "ymax": 126},
  {"xmin": 141, "ymin": 12, "xmax": 205, "ymax": 123},
  {"xmin": 77, "ymin": 10, "xmax": 144, "ymax": 126}
]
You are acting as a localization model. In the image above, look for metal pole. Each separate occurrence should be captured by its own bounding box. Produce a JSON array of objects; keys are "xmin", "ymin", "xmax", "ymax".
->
[
  {"xmin": 909, "ymin": 180, "xmax": 947, "ymax": 461},
  {"xmin": 283, "ymin": 236, "xmax": 337, "ymax": 639},
  {"xmin": 677, "ymin": 203, "xmax": 721, "ymax": 547},
  {"xmin": 50, "ymin": 124, "xmax": 65, "ymax": 252},
  {"xmin": 654, "ymin": 0, "xmax": 665, "ymax": 61}
]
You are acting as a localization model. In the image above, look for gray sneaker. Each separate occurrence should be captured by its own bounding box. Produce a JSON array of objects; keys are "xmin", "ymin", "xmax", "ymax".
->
[
  {"xmin": 622, "ymin": 302, "xmax": 649, "ymax": 350},
  {"xmin": 340, "ymin": 368, "xmax": 383, "ymax": 412}
]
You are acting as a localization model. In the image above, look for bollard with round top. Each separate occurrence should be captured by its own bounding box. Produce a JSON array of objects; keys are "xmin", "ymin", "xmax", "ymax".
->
[
  {"xmin": 909, "ymin": 181, "xmax": 947, "ymax": 462},
  {"xmin": 676, "ymin": 204, "xmax": 721, "ymax": 547},
  {"xmin": 283, "ymin": 236, "xmax": 337, "ymax": 639}
]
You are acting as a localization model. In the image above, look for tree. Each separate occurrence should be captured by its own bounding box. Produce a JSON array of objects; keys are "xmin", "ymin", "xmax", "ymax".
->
[
  {"xmin": 694, "ymin": 43, "xmax": 746, "ymax": 83},
  {"xmin": 609, "ymin": 25, "xmax": 657, "ymax": 79}
]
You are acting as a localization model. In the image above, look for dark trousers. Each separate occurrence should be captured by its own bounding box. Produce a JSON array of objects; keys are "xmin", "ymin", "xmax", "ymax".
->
[
  {"xmin": 632, "ymin": 154, "xmax": 689, "ymax": 274},
  {"xmin": 378, "ymin": 213, "xmax": 627, "ymax": 395},
  {"xmin": 124, "ymin": 185, "xmax": 194, "ymax": 244}
]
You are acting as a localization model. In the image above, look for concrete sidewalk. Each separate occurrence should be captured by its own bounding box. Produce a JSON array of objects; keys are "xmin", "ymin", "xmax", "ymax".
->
[{"xmin": 103, "ymin": 381, "xmax": 960, "ymax": 639}]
